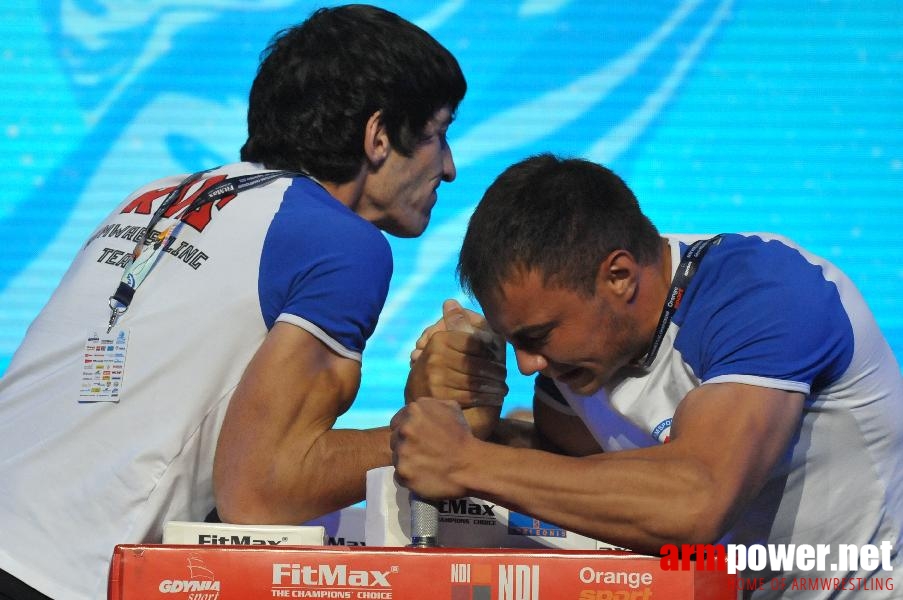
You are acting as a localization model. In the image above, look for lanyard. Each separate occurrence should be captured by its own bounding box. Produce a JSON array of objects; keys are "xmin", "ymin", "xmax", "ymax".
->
[
  {"xmin": 106, "ymin": 168, "xmax": 295, "ymax": 332},
  {"xmin": 641, "ymin": 235, "xmax": 723, "ymax": 369}
]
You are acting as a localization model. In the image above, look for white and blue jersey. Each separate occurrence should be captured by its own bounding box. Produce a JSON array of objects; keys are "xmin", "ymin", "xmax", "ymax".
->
[
  {"xmin": 537, "ymin": 233, "xmax": 903, "ymax": 597},
  {"xmin": 0, "ymin": 163, "xmax": 392, "ymax": 600}
]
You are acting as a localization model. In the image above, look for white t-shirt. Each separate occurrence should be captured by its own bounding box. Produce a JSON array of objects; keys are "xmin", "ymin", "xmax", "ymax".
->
[
  {"xmin": 0, "ymin": 163, "xmax": 392, "ymax": 599},
  {"xmin": 537, "ymin": 234, "xmax": 903, "ymax": 598}
]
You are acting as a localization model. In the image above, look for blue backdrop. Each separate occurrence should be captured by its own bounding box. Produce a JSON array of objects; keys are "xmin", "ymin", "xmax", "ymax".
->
[{"xmin": 1, "ymin": 0, "xmax": 900, "ymax": 426}]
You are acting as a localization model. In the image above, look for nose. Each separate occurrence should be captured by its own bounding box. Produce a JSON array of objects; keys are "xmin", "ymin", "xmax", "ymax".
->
[
  {"xmin": 514, "ymin": 347, "xmax": 547, "ymax": 376},
  {"xmin": 441, "ymin": 143, "xmax": 456, "ymax": 183}
]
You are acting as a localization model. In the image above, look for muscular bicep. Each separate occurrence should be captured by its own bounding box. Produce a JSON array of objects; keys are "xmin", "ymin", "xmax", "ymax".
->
[
  {"xmin": 668, "ymin": 382, "xmax": 804, "ymax": 532},
  {"xmin": 213, "ymin": 321, "xmax": 362, "ymax": 521}
]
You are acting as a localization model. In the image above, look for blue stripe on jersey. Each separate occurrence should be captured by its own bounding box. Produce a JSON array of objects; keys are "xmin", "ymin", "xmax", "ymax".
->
[
  {"xmin": 257, "ymin": 177, "xmax": 392, "ymax": 354},
  {"xmin": 673, "ymin": 234, "xmax": 854, "ymax": 393}
]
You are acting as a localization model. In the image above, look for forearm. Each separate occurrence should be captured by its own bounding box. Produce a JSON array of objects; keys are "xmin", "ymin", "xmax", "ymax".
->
[
  {"xmin": 393, "ymin": 386, "xmax": 802, "ymax": 554},
  {"xmin": 218, "ymin": 426, "xmax": 392, "ymax": 525},
  {"xmin": 215, "ymin": 323, "xmax": 392, "ymax": 525},
  {"xmin": 454, "ymin": 438, "xmax": 718, "ymax": 553},
  {"xmin": 297, "ymin": 426, "xmax": 393, "ymax": 518}
]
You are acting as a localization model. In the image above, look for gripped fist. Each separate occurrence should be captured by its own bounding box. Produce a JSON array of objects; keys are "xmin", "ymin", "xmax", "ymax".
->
[
  {"xmin": 390, "ymin": 397, "xmax": 473, "ymax": 500},
  {"xmin": 405, "ymin": 299, "xmax": 507, "ymax": 439}
]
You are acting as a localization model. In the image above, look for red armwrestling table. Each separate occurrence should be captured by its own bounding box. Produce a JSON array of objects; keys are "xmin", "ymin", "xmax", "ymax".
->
[{"xmin": 109, "ymin": 545, "xmax": 738, "ymax": 599}]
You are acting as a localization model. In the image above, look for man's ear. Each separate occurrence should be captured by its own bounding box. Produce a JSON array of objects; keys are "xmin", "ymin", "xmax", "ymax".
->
[
  {"xmin": 595, "ymin": 250, "xmax": 638, "ymax": 301},
  {"xmin": 363, "ymin": 110, "xmax": 390, "ymax": 167}
]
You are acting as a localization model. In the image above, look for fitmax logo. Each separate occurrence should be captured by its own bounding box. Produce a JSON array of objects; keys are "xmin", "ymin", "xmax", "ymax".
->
[
  {"xmin": 198, "ymin": 534, "xmax": 287, "ymax": 545},
  {"xmin": 439, "ymin": 498, "xmax": 496, "ymax": 517},
  {"xmin": 326, "ymin": 536, "xmax": 365, "ymax": 546},
  {"xmin": 272, "ymin": 564, "xmax": 394, "ymax": 587}
]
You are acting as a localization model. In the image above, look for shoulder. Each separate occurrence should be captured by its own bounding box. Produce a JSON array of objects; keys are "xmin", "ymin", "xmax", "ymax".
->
[
  {"xmin": 686, "ymin": 233, "xmax": 838, "ymax": 301},
  {"xmin": 275, "ymin": 178, "xmax": 391, "ymax": 259},
  {"xmin": 675, "ymin": 233, "xmax": 855, "ymax": 388}
]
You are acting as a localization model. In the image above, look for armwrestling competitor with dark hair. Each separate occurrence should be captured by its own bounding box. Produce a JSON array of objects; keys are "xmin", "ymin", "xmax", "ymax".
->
[{"xmin": 396, "ymin": 154, "xmax": 903, "ymax": 599}]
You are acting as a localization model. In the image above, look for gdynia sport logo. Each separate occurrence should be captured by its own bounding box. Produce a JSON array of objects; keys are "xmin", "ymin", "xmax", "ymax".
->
[{"xmin": 660, "ymin": 541, "xmax": 895, "ymax": 593}]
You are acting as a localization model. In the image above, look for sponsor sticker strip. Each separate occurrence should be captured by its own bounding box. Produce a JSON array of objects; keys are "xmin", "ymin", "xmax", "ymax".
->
[{"xmin": 109, "ymin": 545, "xmax": 737, "ymax": 599}]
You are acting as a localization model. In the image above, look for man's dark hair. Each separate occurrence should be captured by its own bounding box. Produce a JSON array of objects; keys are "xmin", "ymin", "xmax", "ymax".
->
[
  {"xmin": 240, "ymin": 4, "xmax": 466, "ymax": 182},
  {"xmin": 458, "ymin": 154, "xmax": 661, "ymax": 301}
]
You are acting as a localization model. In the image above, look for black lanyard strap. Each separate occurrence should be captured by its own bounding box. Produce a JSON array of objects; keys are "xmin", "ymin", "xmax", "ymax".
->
[
  {"xmin": 642, "ymin": 234, "xmax": 723, "ymax": 369},
  {"xmin": 106, "ymin": 167, "xmax": 297, "ymax": 331}
]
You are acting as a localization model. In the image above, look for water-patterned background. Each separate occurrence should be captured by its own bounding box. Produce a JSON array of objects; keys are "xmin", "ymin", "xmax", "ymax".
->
[{"xmin": 1, "ymin": 1, "xmax": 900, "ymax": 426}]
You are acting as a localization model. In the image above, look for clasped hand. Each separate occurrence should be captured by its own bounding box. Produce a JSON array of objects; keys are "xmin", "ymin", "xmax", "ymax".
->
[
  {"xmin": 392, "ymin": 299, "xmax": 508, "ymax": 498},
  {"xmin": 403, "ymin": 299, "xmax": 507, "ymax": 437}
]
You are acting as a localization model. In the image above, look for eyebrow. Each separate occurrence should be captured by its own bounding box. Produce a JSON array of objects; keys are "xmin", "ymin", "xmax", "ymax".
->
[
  {"xmin": 509, "ymin": 321, "xmax": 555, "ymax": 348},
  {"xmin": 422, "ymin": 114, "xmax": 453, "ymax": 138}
]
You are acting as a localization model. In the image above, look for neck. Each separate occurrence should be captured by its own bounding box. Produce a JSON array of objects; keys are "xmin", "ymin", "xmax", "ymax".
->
[
  {"xmin": 629, "ymin": 237, "xmax": 672, "ymax": 367},
  {"xmin": 319, "ymin": 169, "xmax": 367, "ymax": 211},
  {"xmin": 647, "ymin": 237, "xmax": 674, "ymax": 313},
  {"xmin": 660, "ymin": 236, "xmax": 673, "ymax": 288}
]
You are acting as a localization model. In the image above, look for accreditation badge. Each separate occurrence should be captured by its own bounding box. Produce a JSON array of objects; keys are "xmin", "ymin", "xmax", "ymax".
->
[{"xmin": 79, "ymin": 328, "xmax": 129, "ymax": 402}]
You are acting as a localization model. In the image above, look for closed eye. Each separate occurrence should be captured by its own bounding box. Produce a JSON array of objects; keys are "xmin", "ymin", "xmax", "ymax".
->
[{"xmin": 511, "ymin": 324, "xmax": 553, "ymax": 353}]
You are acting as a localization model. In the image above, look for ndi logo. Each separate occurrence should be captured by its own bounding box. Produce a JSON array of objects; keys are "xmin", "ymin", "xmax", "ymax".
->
[
  {"xmin": 450, "ymin": 563, "xmax": 492, "ymax": 599},
  {"xmin": 507, "ymin": 512, "xmax": 566, "ymax": 538},
  {"xmin": 499, "ymin": 564, "xmax": 539, "ymax": 600}
]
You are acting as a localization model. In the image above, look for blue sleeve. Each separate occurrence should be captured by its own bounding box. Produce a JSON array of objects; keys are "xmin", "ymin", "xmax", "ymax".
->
[
  {"xmin": 258, "ymin": 179, "xmax": 392, "ymax": 357},
  {"xmin": 673, "ymin": 235, "xmax": 854, "ymax": 393}
]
